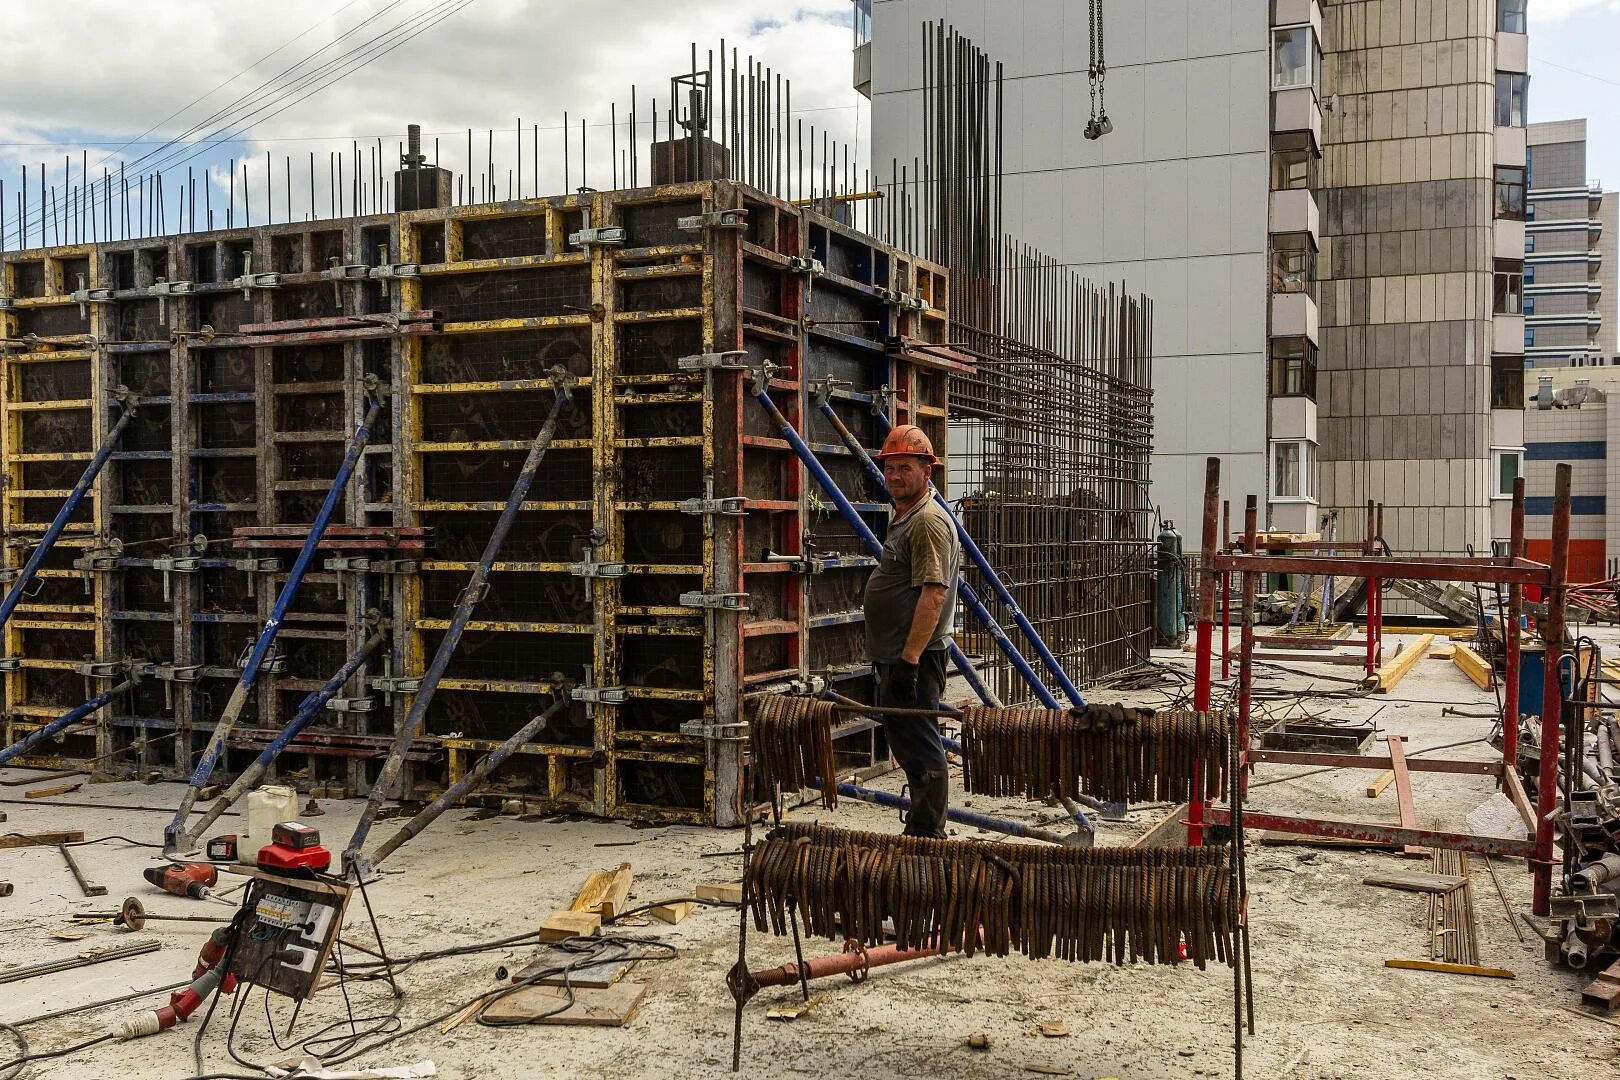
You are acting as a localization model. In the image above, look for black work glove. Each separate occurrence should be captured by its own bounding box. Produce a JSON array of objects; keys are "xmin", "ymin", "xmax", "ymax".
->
[{"xmin": 889, "ymin": 659, "xmax": 919, "ymax": 705}]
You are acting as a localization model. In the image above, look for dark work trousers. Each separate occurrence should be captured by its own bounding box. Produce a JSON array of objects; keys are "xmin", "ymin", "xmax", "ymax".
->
[{"xmin": 874, "ymin": 649, "xmax": 950, "ymax": 838}]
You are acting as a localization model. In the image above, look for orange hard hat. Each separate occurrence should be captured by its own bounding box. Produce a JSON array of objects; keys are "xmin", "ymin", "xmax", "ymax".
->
[{"xmin": 874, "ymin": 424, "xmax": 937, "ymax": 464}]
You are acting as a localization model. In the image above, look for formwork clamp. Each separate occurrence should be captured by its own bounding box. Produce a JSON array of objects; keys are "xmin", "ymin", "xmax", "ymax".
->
[
  {"xmin": 677, "ymin": 209, "xmax": 748, "ymax": 231},
  {"xmin": 569, "ymin": 555, "xmax": 627, "ymax": 579},
  {"xmin": 322, "ymin": 259, "xmax": 370, "ymax": 303},
  {"xmin": 73, "ymin": 659, "xmax": 127, "ymax": 679},
  {"xmin": 369, "ymin": 674, "xmax": 423, "ymax": 700},
  {"xmin": 567, "ymin": 226, "xmax": 625, "ymax": 249},
  {"xmin": 72, "ymin": 542, "xmax": 124, "ymax": 594},
  {"xmin": 368, "ymin": 263, "xmax": 419, "ymax": 282},
  {"xmin": 147, "ymin": 662, "xmax": 201, "ymax": 683},
  {"xmin": 787, "ymin": 255, "xmax": 825, "ymax": 299},
  {"xmin": 678, "ymin": 496, "xmax": 747, "ymax": 516},
  {"xmin": 0, "ymin": 656, "xmax": 21, "ymax": 673},
  {"xmin": 570, "ymin": 685, "xmax": 628, "ymax": 705},
  {"xmin": 0, "ymin": 294, "xmax": 14, "ymax": 311},
  {"xmin": 231, "ymin": 253, "xmax": 280, "ymax": 301},
  {"xmin": 152, "ymin": 555, "xmax": 202, "ymax": 602},
  {"xmin": 325, "ymin": 696, "xmax": 378, "ymax": 714},
  {"xmin": 679, "ymin": 590, "xmax": 749, "ymax": 611},
  {"xmin": 148, "ymin": 278, "xmax": 193, "ymax": 326},
  {"xmin": 237, "ymin": 642, "xmax": 286, "ymax": 674},
  {"xmin": 676, "ymin": 350, "xmax": 748, "ymax": 372},
  {"xmin": 70, "ymin": 275, "xmax": 113, "ymax": 320},
  {"xmin": 679, "ymin": 717, "xmax": 748, "ymax": 742}
]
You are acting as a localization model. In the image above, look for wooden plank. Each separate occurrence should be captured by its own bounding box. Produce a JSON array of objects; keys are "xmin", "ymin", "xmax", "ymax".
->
[
  {"xmin": 569, "ymin": 863, "xmax": 634, "ymax": 919},
  {"xmin": 0, "ymin": 769, "xmax": 83, "ymax": 787},
  {"xmin": 479, "ymin": 982, "xmax": 648, "ymax": 1025},
  {"xmin": 1363, "ymin": 871, "xmax": 1466, "ymax": 894},
  {"xmin": 649, "ymin": 901, "xmax": 695, "ymax": 924},
  {"xmin": 1452, "ymin": 644, "xmax": 1493, "ymax": 690},
  {"xmin": 1386, "ymin": 736, "xmax": 1424, "ymax": 858},
  {"xmin": 538, "ymin": 911, "xmax": 601, "ymax": 942},
  {"xmin": 1375, "ymin": 635, "xmax": 1436, "ymax": 693},
  {"xmin": 0, "ymin": 830, "xmax": 84, "ymax": 849},
  {"xmin": 1133, "ymin": 804, "xmax": 1191, "ymax": 848},
  {"xmin": 1260, "ymin": 832, "xmax": 1399, "ymax": 850},
  {"xmin": 1428, "ymin": 644, "xmax": 1457, "ymax": 660},
  {"xmin": 598, "ymin": 864, "xmax": 633, "ymax": 919},
  {"xmin": 1384, "ymin": 958, "xmax": 1514, "ymax": 979},
  {"xmin": 24, "ymin": 782, "xmax": 83, "ymax": 799},
  {"xmin": 695, "ymin": 882, "xmax": 743, "ymax": 904},
  {"xmin": 1366, "ymin": 771, "xmax": 1395, "ymax": 798}
]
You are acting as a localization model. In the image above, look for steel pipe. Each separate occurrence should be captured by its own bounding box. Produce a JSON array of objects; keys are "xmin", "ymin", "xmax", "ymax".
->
[
  {"xmin": 346, "ymin": 370, "xmax": 575, "ymax": 871},
  {"xmin": 0, "ymin": 679, "xmax": 132, "ymax": 766},
  {"xmin": 166, "ymin": 393, "xmax": 385, "ymax": 852},
  {"xmin": 0, "ymin": 394, "xmax": 139, "ymax": 633},
  {"xmin": 747, "ymin": 379, "xmax": 1001, "ymax": 707},
  {"xmin": 167, "ymin": 627, "xmax": 387, "ymax": 854},
  {"xmin": 815, "ymin": 778, "xmax": 1086, "ymax": 846},
  {"xmin": 747, "ymin": 940, "xmax": 951, "ymax": 993}
]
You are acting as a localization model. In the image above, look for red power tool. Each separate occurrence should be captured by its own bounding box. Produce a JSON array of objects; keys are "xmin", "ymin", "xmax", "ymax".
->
[
  {"xmin": 257, "ymin": 822, "xmax": 332, "ymax": 874},
  {"xmin": 143, "ymin": 861, "xmax": 219, "ymax": 900}
]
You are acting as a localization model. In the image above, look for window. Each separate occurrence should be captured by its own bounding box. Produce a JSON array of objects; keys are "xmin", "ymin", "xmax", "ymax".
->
[
  {"xmin": 1270, "ymin": 338, "xmax": 1318, "ymax": 399},
  {"xmin": 1491, "ymin": 355, "xmax": 1525, "ymax": 409},
  {"xmin": 1526, "ymin": 234, "xmax": 1535, "ymax": 252},
  {"xmin": 853, "ymin": 0, "xmax": 871, "ymax": 46},
  {"xmin": 1271, "ymin": 148, "xmax": 1314, "ymax": 190},
  {"xmin": 1271, "ymin": 25, "xmax": 1319, "ymax": 92},
  {"xmin": 1271, "ymin": 239, "xmax": 1316, "ymax": 295},
  {"xmin": 1498, "ymin": 0, "xmax": 1527, "ymax": 33},
  {"xmin": 1494, "ymin": 166, "xmax": 1525, "ymax": 219},
  {"xmin": 1524, "ymin": 297, "xmax": 1535, "ymax": 315},
  {"xmin": 1494, "ymin": 259, "xmax": 1523, "ymax": 314},
  {"xmin": 1495, "ymin": 72, "xmax": 1529, "ymax": 127},
  {"xmin": 1272, "ymin": 440, "xmax": 1318, "ymax": 501},
  {"xmin": 1525, "ymin": 329, "xmax": 1536, "ymax": 347},
  {"xmin": 1524, "ymin": 265, "xmax": 1535, "ymax": 283},
  {"xmin": 1491, "ymin": 447, "xmax": 1524, "ymax": 499}
]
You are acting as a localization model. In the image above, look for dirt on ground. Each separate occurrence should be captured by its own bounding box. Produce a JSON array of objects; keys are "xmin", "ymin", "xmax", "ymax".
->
[{"xmin": 0, "ymin": 633, "xmax": 1615, "ymax": 1079}]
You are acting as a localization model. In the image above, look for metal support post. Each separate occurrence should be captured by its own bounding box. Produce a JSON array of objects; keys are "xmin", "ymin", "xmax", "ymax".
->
[
  {"xmin": 0, "ymin": 389, "xmax": 138, "ymax": 632},
  {"xmin": 1190, "ymin": 456, "xmax": 1220, "ymax": 845},
  {"xmin": 1533, "ymin": 463, "xmax": 1572, "ymax": 915},
  {"xmin": 168, "ymin": 624, "xmax": 386, "ymax": 853},
  {"xmin": 345, "ymin": 369, "xmax": 575, "ymax": 873},
  {"xmin": 1365, "ymin": 501, "xmax": 1377, "ymax": 676},
  {"xmin": 0, "ymin": 678, "xmax": 132, "ymax": 766},
  {"xmin": 369, "ymin": 691, "xmax": 571, "ymax": 868},
  {"xmin": 1221, "ymin": 500, "xmax": 1231, "ymax": 682},
  {"xmin": 1504, "ymin": 479, "xmax": 1524, "ymax": 769},
  {"xmin": 746, "ymin": 379, "xmax": 1000, "ymax": 706},
  {"xmin": 165, "ymin": 390, "xmax": 385, "ymax": 854},
  {"xmin": 865, "ymin": 407, "xmax": 1085, "ymax": 707}
]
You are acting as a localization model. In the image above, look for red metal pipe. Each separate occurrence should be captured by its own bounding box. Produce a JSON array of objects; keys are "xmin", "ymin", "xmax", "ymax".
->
[
  {"xmin": 749, "ymin": 941, "xmax": 949, "ymax": 989},
  {"xmin": 1239, "ymin": 496, "xmax": 1257, "ymax": 796},
  {"xmin": 1533, "ymin": 463, "xmax": 1572, "ymax": 915},
  {"xmin": 1222, "ymin": 500, "xmax": 1232, "ymax": 681},
  {"xmin": 1203, "ymin": 807, "xmax": 1538, "ymax": 858},
  {"xmin": 1504, "ymin": 478, "xmax": 1524, "ymax": 785},
  {"xmin": 1190, "ymin": 457, "xmax": 1221, "ymax": 846},
  {"xmin": 1374, "ymin": 505, "xmax": 1384, "ymax": 662},
  {"xmin": 1365, "ymin": 501, "xmax": 1377, "ymax": 676}
]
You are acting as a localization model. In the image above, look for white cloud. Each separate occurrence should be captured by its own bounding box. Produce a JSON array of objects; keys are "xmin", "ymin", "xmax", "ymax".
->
[
  {"xmin": 0, "ymin": 0, "xmax": 866, "ymax": 243},
  {"xmin": 1534, "ymin": 0, "xmax": 1620, "ymax": 21}
]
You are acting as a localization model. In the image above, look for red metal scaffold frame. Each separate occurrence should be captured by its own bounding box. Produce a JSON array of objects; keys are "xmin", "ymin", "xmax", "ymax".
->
[{"xmin": 1189, "ymin": 457, "xmax": 1571, "ymax": 916}]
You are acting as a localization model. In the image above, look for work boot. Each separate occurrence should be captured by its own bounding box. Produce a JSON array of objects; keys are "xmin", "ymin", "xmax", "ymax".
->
[{"xmin": 903, "ymin": 768, "xmax": 950, "ymax": 839}]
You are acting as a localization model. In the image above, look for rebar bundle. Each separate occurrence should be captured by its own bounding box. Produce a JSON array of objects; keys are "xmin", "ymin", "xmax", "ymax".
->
[
  {"xmin": 747, "ymin": 823, "xmax": 1237, "ymax": 968},
  {"xmin": 751, "ymin": 696, "xmax": 839, "ymax": 808},
  {"xmin": 959, "ymin": 706, "xmax": 1231, "ymax": 805}
]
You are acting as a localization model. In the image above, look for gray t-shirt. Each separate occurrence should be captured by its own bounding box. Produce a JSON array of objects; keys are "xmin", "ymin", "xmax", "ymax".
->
[{"xmin": 862, "ymin": 493, "xmax": 960, "ymax": 663}]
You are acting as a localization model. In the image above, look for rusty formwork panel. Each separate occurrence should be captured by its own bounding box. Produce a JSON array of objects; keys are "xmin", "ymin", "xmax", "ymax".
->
[{"xmin": 0, "ymin": 179, "xmax": 952, "ymax": 826}]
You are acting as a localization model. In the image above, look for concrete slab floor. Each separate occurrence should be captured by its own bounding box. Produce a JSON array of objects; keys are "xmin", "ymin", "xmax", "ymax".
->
[{"xmin": 0, "ymin": 632, "xmax": 1616, "ymax": 1079}]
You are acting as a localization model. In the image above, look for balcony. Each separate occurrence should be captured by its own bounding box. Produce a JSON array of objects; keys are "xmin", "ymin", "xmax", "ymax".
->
[
  {"xmin": 1272, "ymin": 88, "xmax": 1322, "ymax": 146},
  {"xmin": 1493, "ymin": 314, "xmax": 1526, "ymax": 354},
  {"xmin": 1269, "ymin": 187, "xmax": 1319, "ymax": 240},
  {"xmin": 1272, "ymin": 292, "xmax": 1319, "ymax": 343}
]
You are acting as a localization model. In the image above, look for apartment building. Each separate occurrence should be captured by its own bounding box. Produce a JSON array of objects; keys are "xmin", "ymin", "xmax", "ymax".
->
[
  {"xmin": 1523, "ymin": 119, "xmax": 1611, "ymax": 368},
  {"xmin": 861, "ymin": 0, "xmax": 1530, "ymax": 556}
]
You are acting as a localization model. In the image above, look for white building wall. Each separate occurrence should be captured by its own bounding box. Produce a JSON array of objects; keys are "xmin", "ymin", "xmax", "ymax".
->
[{"xmin": 868, "ymin": 0, "xmax": 1270, "ymax": 536}]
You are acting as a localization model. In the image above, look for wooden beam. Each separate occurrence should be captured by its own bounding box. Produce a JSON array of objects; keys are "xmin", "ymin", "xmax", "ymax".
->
[
  {"xmin": 1452, "ymin": 644, "xmax": 1493, "ymax": 690},
  {"xmin": 0, "ymin": 830, "xmax": 84, "ymax": 849},
  {"xmin": 571, "ymin": 863, "xmax": 634, "ymax": 918},
  {"xmin": 1386, "ymin": 735, "xmax": 1424, "ymax": 858},
  {"xmin": 1428, "ymin": 643, "xmax": 1457, "ymax": 660},
  {"xmin": 1375, "ymin": 635, "xmax": 1435, "ymax": 693},
  {"xmin": 1384, "ymin": 958, "xmax": 1514, "ymax": 979},
  {"xmin": 24, "ymin": 782, "xmax": 83, "ymax": 799},
  {"xmin": 1366, "ymin": 770, "xmax": 1395, "ymax": 798},
  {"xmin": 1363, "ymin": 871, "xmax": 1465, "ymax": 894}
]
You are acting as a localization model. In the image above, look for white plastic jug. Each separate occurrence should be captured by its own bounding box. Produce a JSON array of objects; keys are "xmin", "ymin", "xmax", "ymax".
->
[{"xmin": 241, "ymin": 784, "xmax": 299, "ymax": 863}]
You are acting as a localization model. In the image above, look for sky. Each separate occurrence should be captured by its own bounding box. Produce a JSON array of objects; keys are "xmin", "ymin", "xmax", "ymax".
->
[
  {"xmin": 1530, "ymin": 1, "xmax": 1620, "ymax": 184},
  {"xmin": 0, "ymin": 0, "xmax": 1614, "ymax": 250}
]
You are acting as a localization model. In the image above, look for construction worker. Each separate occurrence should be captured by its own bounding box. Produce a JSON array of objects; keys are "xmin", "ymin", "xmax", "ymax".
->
[{"xmin": 863, "ymin": 424, "xmax": 960, "ymax": 838}]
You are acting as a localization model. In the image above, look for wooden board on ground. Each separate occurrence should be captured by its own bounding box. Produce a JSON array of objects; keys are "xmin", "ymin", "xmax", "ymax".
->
[
  {"xmin": 24, "ymin": 783, "xmax": 83, "ymax": 799},
  {"xmin": 1366, "ymin": 771, "xmax": 1395, "ymax": 798},
  {"xmin": 1364, "ymin": 871, "xmax": 1466, "ymax": 894},
  {"xmin": 696, "ymin": 882, "xmax": 743, "ymax": 904},
  {"xmin": 649, "ymin": 901, "xmax": 695, "ymax": 924},
  {"xmin": 1260, "ymin": 832, "xmax": 1399, "ymax": 850},
  {"xmin": 570, "ymin": 863, "xmax": 633, "ymax": 919},
  {"xmin": 538, "ymin": 910, "xmax": 601, "ymax": 942},
  {"xmin": 1452, "ymin": 644, "xmax": 1493, "ymax": 690},
  {"xmin": 1428, "ymin": 644, "xmax": 1456, "ymax": 660},
  {"xmin": 1384, "ymin": 958, "xmax": 1514, "ymax": 979},
  {"xmin": 479, "ymin": 982, "xmax": 648, "ymax": 1025},
  {"xmin": 0, "ymin": 830, "xmax": 83, "ymax": 849},
  {"xmin": 1374, "ymin": 635, "xmax": 1435, "ymax": 693},
  {"xmin": 512, "ymin": 944, "xmax": 636, "ymax": 988},
  {"xmin": 1132, "ymin": 804, "xmax": 1190, "ymax": 849}
]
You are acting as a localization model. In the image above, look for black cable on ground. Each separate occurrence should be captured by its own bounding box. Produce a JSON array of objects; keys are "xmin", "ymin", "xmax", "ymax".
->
[
  {"xmin": 0, "ymin": 1032, "xmax": 116, "ymax": 1078},
  {"xmin": 0, "ymin": 1021, "xmax": 25, "ymax": 1080}
]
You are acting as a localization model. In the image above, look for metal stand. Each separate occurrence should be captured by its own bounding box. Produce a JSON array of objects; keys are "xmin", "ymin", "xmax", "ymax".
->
[{"xmin": 1194, "ymin": 456, "xmax": 1572, "ymax": 917}]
